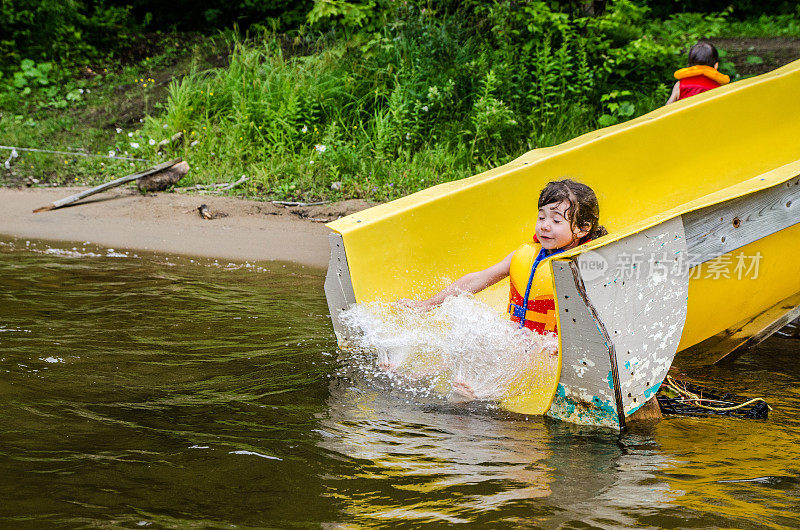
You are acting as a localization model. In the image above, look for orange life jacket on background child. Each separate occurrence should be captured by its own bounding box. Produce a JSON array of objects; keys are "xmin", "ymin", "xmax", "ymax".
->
[{"xmin": 674, "ymin": 64, "xmax": 730, "ymax": 100}]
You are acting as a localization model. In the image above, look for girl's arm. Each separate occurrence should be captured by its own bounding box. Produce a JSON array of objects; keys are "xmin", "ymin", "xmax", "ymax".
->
[
  {"xmin": 665, "ymin": 82, "xmax": 680, "ymax": 105},
  {"xmin": 398, "ymin": 251, "xmax": 515, "ymax": 311}
]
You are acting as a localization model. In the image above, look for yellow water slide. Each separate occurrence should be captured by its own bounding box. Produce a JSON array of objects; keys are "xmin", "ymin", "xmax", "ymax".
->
[{"xmin": 325, "ymin": 59, "xmax": 800, "ymax": 429}]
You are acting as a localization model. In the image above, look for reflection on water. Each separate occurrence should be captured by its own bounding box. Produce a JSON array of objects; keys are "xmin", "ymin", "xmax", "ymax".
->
[
  {"xmin": 320, "ymin": 380, "xmax": 683, "ymax": 526},
  {"xmin": 1, "ymin": 237, "xmax": 798, "ymax": 527}
]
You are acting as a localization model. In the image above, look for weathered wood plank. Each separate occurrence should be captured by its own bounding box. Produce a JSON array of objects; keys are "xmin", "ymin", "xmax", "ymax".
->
[
  {"xmin": 577, "ymin": 217, "xmax": 689, "ymax": 418},
  {"xmin": 684, "ymin": 175, "xmax": 800, "ymax": 265},
  {"xmin": 324, "ymin": 232, "xmax": 357, "ymax": 343},
  {"xmin": 626, "ymin": 396, "xmax": 662, "ymax": 424},
  {"xmin": 549, "ymin": 260, "xmax": 619, "ymax": 429},
  {"xmin": 675, "ymin": 290, "xmax": 800, "ymax": 367}
]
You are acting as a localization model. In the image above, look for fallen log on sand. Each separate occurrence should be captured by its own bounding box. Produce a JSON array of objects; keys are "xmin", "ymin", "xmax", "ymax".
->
[
  {"xmin": 33, "ymin": 158, "xmax": 186, "ymax": 213},
  {"xmin": 137, "ymin": 160, "xmax": 190, "ymax": 192}
]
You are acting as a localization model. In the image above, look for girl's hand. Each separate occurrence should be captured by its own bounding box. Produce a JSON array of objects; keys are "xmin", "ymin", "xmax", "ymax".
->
[{"xmin": 394, "ymin": 298, "xmax": 434, "ymax": 312}]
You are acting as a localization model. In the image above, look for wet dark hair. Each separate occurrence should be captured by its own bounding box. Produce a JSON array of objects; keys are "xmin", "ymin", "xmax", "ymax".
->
[
  {"xmin": 538, "ymin": 179, "xmax": 608, "ymax": 244},
  {"xmin": 688, "ymin": 41, "xmax": 719, "ymax": 67}
]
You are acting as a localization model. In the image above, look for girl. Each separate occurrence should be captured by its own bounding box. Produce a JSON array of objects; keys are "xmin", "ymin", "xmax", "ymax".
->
[
  {"xmin": 399, "ymin": 179, "xmax": 607, "ymax": 331},
  {"xmin": 397, "ymin": 179, "xmax": 607, "ymax": 400}
]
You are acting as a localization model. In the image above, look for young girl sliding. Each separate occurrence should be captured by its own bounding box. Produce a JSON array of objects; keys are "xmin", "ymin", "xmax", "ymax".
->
[
  {"xmin": 397, "ymin": 179, "xmax": 607, "ymax": 400},
  {"xmin": 400, "ymin": 179, "xmax": 606, "ymax": 313}
]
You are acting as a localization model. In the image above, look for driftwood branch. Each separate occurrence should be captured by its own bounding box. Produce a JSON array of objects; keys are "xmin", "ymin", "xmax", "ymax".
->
[
  {"xmin": 33, "ymin": 158, "xmax": 183, "ymax": 213},
  {"xmin": 182, "ymin": 175, "xmax": 248, "ymax": 192},
  {"xmin": 271, "ymin": 200, "xmax": 329, "ymax": 207},
  {"xmin": 221, "ymin": 175, "xmax": 248, "ymax": 190}
]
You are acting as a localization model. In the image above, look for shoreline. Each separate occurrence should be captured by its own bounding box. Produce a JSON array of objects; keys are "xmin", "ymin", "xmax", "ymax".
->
[{"xmin": 0, "ymin": 186, "xmax": 373, "ymax": 268}]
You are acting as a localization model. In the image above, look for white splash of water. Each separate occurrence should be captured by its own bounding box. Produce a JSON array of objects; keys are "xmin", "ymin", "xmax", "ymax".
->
[{"xmin": 339, "ymin": 294, "xmax": 559, "ymax": 404}]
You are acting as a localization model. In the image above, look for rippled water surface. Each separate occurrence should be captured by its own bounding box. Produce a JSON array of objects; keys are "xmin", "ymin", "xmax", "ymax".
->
[{"xmin": 1, "ymin": 238, "xmax": 799, "ymax": 528}]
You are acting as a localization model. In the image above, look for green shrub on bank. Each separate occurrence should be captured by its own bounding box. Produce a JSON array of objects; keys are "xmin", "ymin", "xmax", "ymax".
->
[
  {"xmin": 132, "ymin": 1, "xmax": 687, "ymax": 200},
  {"xmin": 720, "ymin": 8, "xmax": 800, "ymax": 37},
  {"xmin": 2, "ymin": 1, "xmax": 800, "ymax": 200},
  {"xmin": 0, "ymin": 0, "xmax": 134, "ymax": 73},
  {"xmin": 137, "ymin": 34, "xmax": 483, "ymax": 200}
]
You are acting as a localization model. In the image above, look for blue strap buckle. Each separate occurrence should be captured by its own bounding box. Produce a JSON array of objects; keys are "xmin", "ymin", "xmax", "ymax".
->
[{"xmin": 509, "ymin": 303, "xmax": 526, "ymax": 319}]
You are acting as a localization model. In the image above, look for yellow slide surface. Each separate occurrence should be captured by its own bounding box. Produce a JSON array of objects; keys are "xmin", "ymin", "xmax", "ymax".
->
[{"xmin": 328, "ymin": 59, "xmax": 800, "ymax": 417}]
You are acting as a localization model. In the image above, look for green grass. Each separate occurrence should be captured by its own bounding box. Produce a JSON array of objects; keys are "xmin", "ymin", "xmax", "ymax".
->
[
  {"xmin": 2, "ymin": 28, "xmax": 596, "ymax": 201},
  {"xmin": 720, "ymin": 13, "xmax": 800, "ymax": 38},
  {"xmin": 2, "ymin": 8, "xmax": 799, "ymax": 202},
  {"xmin": 0, "ymin": 33, "xmax": 225, "ymax": 187}
]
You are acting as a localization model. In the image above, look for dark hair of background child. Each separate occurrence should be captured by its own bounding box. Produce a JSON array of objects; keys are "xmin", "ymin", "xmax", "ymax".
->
[
  {"xmin": 688, "ymin": 42, "xmax": 719, "ymax": 67},
  {"xmin": 538, "ymin": 179, "xmax": 608, "ymax": 243}
]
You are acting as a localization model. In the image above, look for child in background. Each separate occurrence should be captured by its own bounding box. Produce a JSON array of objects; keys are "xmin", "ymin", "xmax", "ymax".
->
[{"xmin": 666, "ymin": 41, "xmax": 730, "ymax": 105}]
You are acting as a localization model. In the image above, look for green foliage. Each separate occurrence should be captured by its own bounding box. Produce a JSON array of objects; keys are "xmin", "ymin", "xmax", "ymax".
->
[
  {"xmin": 12, "ymin": 60, "xmax": 53, "ymax": 90},
  {"xmin": 644, "ymin": 0, "xmax": 797, "ymax": 19},
  {"xmin": 598, "ymin": 90, "xmax": 636, "ymax": 127},
  {"xmin": 468, "ymin": 70, "xmax": 518, "ymax": 159},
  {"xmin": 0, "ymin": 0, "xmax": 134, "ymax": 73},
  {"xmin": 142, "ymin": 0, "xmax": 691, "ymax": 201},
  {"xmin": 716, "ymin": 48, "xmax": 738, "ymax": 79},
  {"xmin": 0, "ymin": 58, "xmax": 94, "ymax": 110},
  {"xmin": 130, "ymin": 0, "xmax": 314, "ymax": 33},
  {"xmin": 307, "ymin": 0, "xmax": 376, "ymax": 29},
  {"xmin": 467, "ymin": 0, "xmax": 685, "ymax": 145},
  {"xmin": 0, "ymin": 1, "xmax": 312, "ymax": 74},
  {"xmin": 3, "ymin": 1, "xmax": 800, "ymax": 200},
  {"xmin": 647, "ymin": 8, "xmax": 731, "ymax": 46},
  {"xmin": 719, "ymin": 8, "xmax": 800, "ymax": 36}
]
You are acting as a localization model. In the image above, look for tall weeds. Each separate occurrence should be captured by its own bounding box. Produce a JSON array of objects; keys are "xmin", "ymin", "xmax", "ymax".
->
[
  {"xmin": 3, "ymin": 1, "xmax": 800, "ymax": 196},
  {"xmin": 110, "ymin": 1, "xmax": 747, "ymax": 200}
]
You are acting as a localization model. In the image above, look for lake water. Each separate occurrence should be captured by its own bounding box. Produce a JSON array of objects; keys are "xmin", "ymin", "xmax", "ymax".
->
[{"xmin": 1, "ymin": 237, "xmax": 798, "ymax": 528}]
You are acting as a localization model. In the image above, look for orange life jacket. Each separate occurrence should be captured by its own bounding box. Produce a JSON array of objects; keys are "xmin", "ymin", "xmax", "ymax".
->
[
  {"xmin": 508, "ymin": 280, "xmax": 558, "ymax": 335},
  {"xmin": 674, "ymin": 65, "xmax": 730, "ymax": 100},
  {"xmin": 506, "ymin": 236, "xmax": 562, "ymax": 336}
]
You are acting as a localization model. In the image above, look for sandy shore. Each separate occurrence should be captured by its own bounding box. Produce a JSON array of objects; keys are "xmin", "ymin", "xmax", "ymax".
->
[{"xmin": 0, "ymin": 186, "xmax": 372, "ymax": 268}]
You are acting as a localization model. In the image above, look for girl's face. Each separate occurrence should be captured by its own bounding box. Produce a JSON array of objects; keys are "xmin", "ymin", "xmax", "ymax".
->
[{"xmin": 536, "ymin": 201, "xmax": 589, "ymax": 251}]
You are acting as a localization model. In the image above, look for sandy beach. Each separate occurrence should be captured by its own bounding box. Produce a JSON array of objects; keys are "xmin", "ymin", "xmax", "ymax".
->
[{"xmin": 0, "ymin": 186, "xmax": 372, "ymax": 268}]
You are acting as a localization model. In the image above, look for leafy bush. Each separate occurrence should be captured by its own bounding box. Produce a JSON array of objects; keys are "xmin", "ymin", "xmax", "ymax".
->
[
  {"xmin": 719, "ymin": 8, "xmax": 800, "ymax": 37},
  {"xmin": 114, "ymin": 1, "xmax": 720, "ymax": 200},
  {"xmin": 11, "ymin": 60, "xmax": 53, "ymax": 92},
  {"xmin": 644, "ymin": 0, "xmax": 797, "ymax": 19},
  {"xmin": 0, "ymin": 0, "xmax": 134, "ymax": 73},
  {"xmin": 127, "ymin": 0, "xmax": 313, "ymax": 33},
  {"xmin": 4, "ymin": 0, "xmax": 800, "ymax": 199}
]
